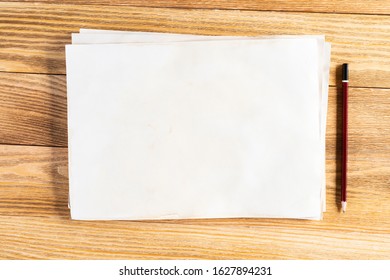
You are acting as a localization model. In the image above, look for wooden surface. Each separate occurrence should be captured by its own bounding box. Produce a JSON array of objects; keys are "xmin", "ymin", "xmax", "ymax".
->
[
  {"xmin": 4, "ymin": 0, "xmax": 390, "ymax": 15},
  {"xmin": 0, "ymin": 1, "xmax": 389, "ymax": 259}
]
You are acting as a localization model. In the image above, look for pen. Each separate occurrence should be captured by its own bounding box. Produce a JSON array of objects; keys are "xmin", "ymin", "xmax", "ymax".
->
[{"xmin": 341, "ymin": 63, "xmax": 348, "ymax": 213}]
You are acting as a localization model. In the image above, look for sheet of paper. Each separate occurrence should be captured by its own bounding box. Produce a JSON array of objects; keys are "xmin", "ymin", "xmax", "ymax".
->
[
  {"xmin": 66, "ymin": 38, "xmax": 324, "ymax": 220},
  {"xmin": 72, "ymin": 30, "xmax": 331, "ymax": 212}
]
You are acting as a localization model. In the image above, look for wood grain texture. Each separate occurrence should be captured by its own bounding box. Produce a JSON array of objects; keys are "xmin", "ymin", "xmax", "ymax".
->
[
  {"xmin": 1, "ymin": 3, "xmax": 390, "ymax": 88},
  {"xmin": 0, "ymin": 72, "xmax": 67, "ymax": 147},
  {"xmin": 0, "ymin": 215, "xmax": 389, "ymax": 259},
  {"xmin": 2, "ymin": 0, "xmax": 390, "ymax": 15}
]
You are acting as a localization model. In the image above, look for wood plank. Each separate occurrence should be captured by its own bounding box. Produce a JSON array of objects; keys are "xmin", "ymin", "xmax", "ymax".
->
[
  {"xmin": 0, "ymin": 145, "xmax": 69, "ymax": 217},
  {"xmin": 326, "ymin": 87, "xmax": 390, "ymax": 155},
  {"xmin": 0, "ymin": 72, "xmax": 67, "ymax": 147},
  {"xmin": 1, "ymin": 3, "xmax": 390, "ymax": 87},
  {"xmin": 0, "ymin": 215, "xmax": 389, "ymax": 259},
  {"xmin": 2, "ymin": 0, "xmax": 390, "ymax": 15}
]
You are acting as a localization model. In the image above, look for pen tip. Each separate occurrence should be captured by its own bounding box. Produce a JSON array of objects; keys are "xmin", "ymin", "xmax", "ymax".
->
[{"xmin": 341, "ymin": 201, "xmax": 347, "ymax": 213}]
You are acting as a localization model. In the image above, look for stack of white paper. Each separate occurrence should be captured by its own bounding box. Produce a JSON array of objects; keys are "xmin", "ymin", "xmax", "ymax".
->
[{"xmin": 66, "ymin": 29, "xmax": 331, "ymax": 220}]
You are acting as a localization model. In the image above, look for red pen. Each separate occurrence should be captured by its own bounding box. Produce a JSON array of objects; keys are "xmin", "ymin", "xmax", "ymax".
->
[{"xmin": 341, "ymin": 63, "xmax": 348, "ymax": 213}]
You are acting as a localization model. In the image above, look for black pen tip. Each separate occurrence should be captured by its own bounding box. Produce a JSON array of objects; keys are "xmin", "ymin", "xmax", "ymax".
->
[{"xmin": 342, "ymin": 63, "xmax": 348, "ymax": 80}]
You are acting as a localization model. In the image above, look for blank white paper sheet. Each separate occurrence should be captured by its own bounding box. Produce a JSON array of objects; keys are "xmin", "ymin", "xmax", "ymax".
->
[{"xmin": 66, "ymin": 30, "xmax": 331, "ymax": 220}]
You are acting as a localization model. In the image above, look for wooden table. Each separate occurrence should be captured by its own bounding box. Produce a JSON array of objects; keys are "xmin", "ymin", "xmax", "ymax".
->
[{"xmin": 0, "ymin": 1, "xmax": 389, "ymax": 259}]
